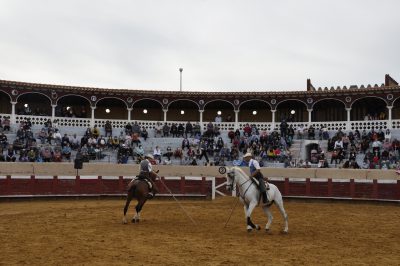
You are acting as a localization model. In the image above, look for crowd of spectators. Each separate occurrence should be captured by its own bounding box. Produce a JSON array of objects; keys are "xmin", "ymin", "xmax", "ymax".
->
[{"xmin": 2, "ymin": 114, "xmax": 400, "ymax": 171}]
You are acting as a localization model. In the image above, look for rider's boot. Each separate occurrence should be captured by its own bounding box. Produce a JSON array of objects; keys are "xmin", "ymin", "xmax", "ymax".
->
[
  {"xmin": 147, "ymin": 190, "xmax": 155, "ymax": 199},
  {"xmin": 262, "ymin": 191, "xmax": 269, "ymax": 205}
]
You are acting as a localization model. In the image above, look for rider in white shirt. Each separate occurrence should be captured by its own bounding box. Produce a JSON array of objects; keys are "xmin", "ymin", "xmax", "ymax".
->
[{"xmin": 243, "ymin": 152, "xmax": 269, "ymax": 205}]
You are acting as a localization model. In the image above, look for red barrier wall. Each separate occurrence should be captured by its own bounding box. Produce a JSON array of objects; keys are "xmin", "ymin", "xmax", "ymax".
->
[{"xmin": 0, "ymin": 176, "xmax": 399, "ymax": 201}]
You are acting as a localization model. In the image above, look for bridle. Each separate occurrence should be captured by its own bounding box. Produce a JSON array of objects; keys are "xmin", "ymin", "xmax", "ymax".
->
[{"xmin": 227, "ymin": 170, "xmax": 253, "ymax": 198}]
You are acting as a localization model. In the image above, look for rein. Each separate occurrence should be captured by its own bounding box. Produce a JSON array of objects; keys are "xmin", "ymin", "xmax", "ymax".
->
[{"xmin": 228, "ymin": 171, "xmax": 255, "ymax": 201}]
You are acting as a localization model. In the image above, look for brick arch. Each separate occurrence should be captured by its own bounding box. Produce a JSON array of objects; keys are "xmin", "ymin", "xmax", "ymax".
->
[{"xmin": 167, "ymin": 99, "xmax": 200, "ymax": 122}]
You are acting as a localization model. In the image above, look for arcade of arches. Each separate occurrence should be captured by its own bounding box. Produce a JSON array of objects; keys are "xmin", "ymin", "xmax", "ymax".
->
[{"xmin": 0, "ymin": 92, "xmax": 398, "ymax": 128}]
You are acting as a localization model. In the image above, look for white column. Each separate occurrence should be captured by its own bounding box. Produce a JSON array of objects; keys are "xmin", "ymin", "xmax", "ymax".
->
[
  {"xmin": 199, "ymin": 110, "xmax": 204, "ymax": 129},
  {"xmin": 234, "ymin": 110, "xmax": 239, "ymax": 130},
  {"xmin": 127, "ymin": 108, "xmax": 132, "ymax": 121},
  {"xmin": 387, "ymin": 106, "xmax": 393, "ymax": 129},
  {"xmin": 51, "ymin": 104, "xmax": 57, "ymax": 120},
  {"xmin": 163, "ymin": 109, "xmax": 168, "ymax": 122},
  {"xmin": 345, "ymin": 108, "xmax": 351, "ymax": 131},
  {"xmin": 10, "ymin": 101, "xmax": 17, "ymax": 125},
  {"xmin": 90, "ymin": 106, "xmax": 96, "ymax": 127},
  {"xmin": 271, "ymin": 110, "xmax": 276, "ymax": 131},
  {"xmin": 307, "ymin": 109, "xmax": 313, "ymax": 124}
]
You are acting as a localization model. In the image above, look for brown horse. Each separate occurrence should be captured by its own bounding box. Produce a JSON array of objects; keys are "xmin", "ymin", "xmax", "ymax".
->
[
  {"xmin": 122, "ymin": 173, "xmax": 158, "ymax": 224},
  {"xmin": 122, "ymin": 179, "xmax": 151, "ymax": 223}
]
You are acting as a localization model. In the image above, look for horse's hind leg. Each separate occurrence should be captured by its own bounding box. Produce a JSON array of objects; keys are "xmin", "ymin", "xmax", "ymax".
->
[
  {"xmin": 132, "ymin": 198, "xmax": 147, "ymax": 223},
  {"xmin": 262, "ymin": 206, "xmax": 273, "ymax": 232},
  {"xmin": 123, "ymin": 191, "xmax": 134, "ymax": 224},
  {"xmin": 276, "ymin": 199, "xmax": 288, "ymax": 233}
]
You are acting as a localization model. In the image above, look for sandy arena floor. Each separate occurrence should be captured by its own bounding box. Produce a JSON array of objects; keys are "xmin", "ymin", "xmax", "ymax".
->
[{"xmin": 0, "ymin": 197, "xmax": 399, "ymax": 266}]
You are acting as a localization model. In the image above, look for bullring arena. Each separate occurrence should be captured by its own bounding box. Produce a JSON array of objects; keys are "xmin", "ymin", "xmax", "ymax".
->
[
  {"xmin": 1, "ymin": 76, "xmax": 400, "ymax": 265},
  {"xmin": 1, "ymin": 164, "xmax": 400, "ymax": 265}
]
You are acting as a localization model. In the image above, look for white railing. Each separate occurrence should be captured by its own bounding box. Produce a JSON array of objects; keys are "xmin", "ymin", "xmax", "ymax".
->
[
  {"xmin": 4, "ymin": 113, "xmax": 391, "ymax": 132},
  {"xmin": 349, "ymin": 120, "xmax": 388, "ymax": 131}
]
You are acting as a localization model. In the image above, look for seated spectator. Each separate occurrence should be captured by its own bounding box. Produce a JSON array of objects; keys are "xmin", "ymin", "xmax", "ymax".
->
[
  {"xmin": 182, "ymin": 138, "xmax": 190, "ymax": 150},
  {"xmin": 106, "ymin": 136, "xmax": 114, "ymax": 149},
  {"xmin": 0, "ymin": 147, "xmax": 6, "ymax": 161},
  {"xmin": 69, "ymin": 134, "xmax": 80, "ymax": 150},
  {"xmin": 117, "ymin": 144, "xmax": 129, "ymax": 164},
  {"xmin": 155, "ymin": 122, "xmax": 163, "ymax": 137},
  {"xmin": 330, "ymin": 148, "xmax": 344, "ymax": 164},
  {"xmin": 92, "ymin": 125, "xmax": 100, "ymax": 139},
  {"xmin": 41, "ymin": 147, "xmax": 53, "ymax": 162},
  {"xmin": 112, "ymin": 136, "xmax": 120, "ymax": 149},
  {"xmin": 185, "ymin": 121, "xmax": 193, "ymax": 138},
  {"xmin": 308, "ymin": 126, "xmax": 315, "ymax": 140},
  {"xmin": 153, "ymin": 146, "xmax": 162, "ymax": 163},
  {"xmin": 170, "ymin": 123, "xmax": 178, "ymax": 137},
  {"xmin": 134, "ymin": 145, "xmax": 145, "ymax": 160},
  {"xmin": 53, "ymin": 129, "xmax": 62, "ymax": 145},
  {"xmin": 38, "ymin": 129, "xmax": 48, "ymax": 144},
  {"xmin": 125, "ymin": 122, "xmax": 132, "ymax": 135},
  {"xmin": 27, "ymin": 149, "xmax": 37, "ymax": 162},
  {"xmin": 98, "ymin": 135, "xmax": 107, "ymax": 149},
  {"xmin": 17, "ymin": 149, "xmax": 28, "ymax": 162},
  {"xmin": 25, "ymin": 129, "xmax": 34, "ymax": 141},
  {"xmin": 62, "ymin": 143, "xmax": 72, "ymax": 160},
  {"xmin": 0, "ymin": 132, "xmax": 8, "ymax": 148},
  {"xmin": 5, "ymin": 145, "xmax": 16, "ymax": 162},
  {"xmin": 131, "ymin": 133, "xmax": 141, "ymax": 146},
  {"xmin": 174, "ymin": 148, "xmax": 183, "ymax": 160},
  {"xmin": 163, "ymin": 123, "xmax": 170, "ymax": 137},
  {"xmin": 176, "ymin": 123, "xmax": 184, "ymax": 138},
  {"xmin": 243, "ymin": 123, "xmax": 251, "ymax": 137},
  {"xmin": 193, "ymin": 122, "xmax": 201, "ymax": 137},
  {"xmin": 105, "ymin": 120, "xmax": 113, "ymax": 137},
  {"xmin": 87, "ymin": 145, "xmax": 97, "ymax": 160},
  {"xmin": 228, "ymin": 129, "xmax": 235, "ymax": 143},
  {"xmin": 61, "ymin": 133, "xmax": 70, "ymax": 147},
  {"xmin": 132, "ymin": 122, "xmax": 141, "ymax": 134},
  {"xmin": 53, "ymin": 148, "xmax": 62, "ymax": 162},
  {"xmin": 12, "ymin": 138, "xmax": 25, "ymax": 151},
  {"xmin": 80, "ymin": 145, "xmax": 90, "ymax": 162},
  {"xmin": 187, "ymin": 147, "xmax": 195, "ymax": 160},
  {"xmin": 318, "ymin": 159, "xmax": 329, "ymax": 168},
  {"xmin": 205, "ymin": 122, "xmax": 214, "ymax": 138},
  {"xmin": 140, "ymin": 127, "xmax": 148, "ymax": 141},
  {"xmin": 2, "ymin": 117, "xmax": 10, "ymax": 132},
  {"xmin": 163, "ymin": 146, "xmax": 173, "ymax": 160}
]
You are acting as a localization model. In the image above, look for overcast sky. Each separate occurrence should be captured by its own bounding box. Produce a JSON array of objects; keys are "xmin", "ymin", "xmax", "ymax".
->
[{"xmin": 0, "ymin": 0, "xmax": 399, "ymax": 92}]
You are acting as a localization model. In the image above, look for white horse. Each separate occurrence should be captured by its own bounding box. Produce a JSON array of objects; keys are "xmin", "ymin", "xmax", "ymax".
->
[{"xmin": 225, "ymin": 166, "xmax": 288, "ymax": 233}]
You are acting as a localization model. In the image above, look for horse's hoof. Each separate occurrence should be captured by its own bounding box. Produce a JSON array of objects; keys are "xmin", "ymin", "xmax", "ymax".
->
[
  {"xmin": 281, "ymin": 230, "xmax": 288, "ymax": 234},
  {"xmin": 265, "ymin": 228, "xmax": 270, "ymax": 232},
  {"xmin": 255, "ymin": 225, "xmax": 261, "ymax": 230},
  {"xmin": 122, "ymin": 218, "xmax": 127, "ymax": 224},
  {"xmin": 247, "ymin": 228, "xmax": 253, "ymax": 233}
]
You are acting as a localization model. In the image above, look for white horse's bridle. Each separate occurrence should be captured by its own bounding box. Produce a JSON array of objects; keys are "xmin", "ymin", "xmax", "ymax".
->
[{"xmin": 227, "ymin": 169, "xmax": 253, "ymax": 198}]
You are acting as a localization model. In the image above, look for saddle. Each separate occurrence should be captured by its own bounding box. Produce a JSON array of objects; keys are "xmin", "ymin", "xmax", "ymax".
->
[
  {"xmin": 127, "ymin": 176, "xmax": 153, "ymax": 191},
  {"xmin": 249, "ymin": 177, "xmax": 270, "ymax": 191}
]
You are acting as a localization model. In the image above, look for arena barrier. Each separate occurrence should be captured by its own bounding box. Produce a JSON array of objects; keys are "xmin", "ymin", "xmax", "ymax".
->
[
  {"xmin": 1, "ymin": 174, "xmax": 399, "ymax": 202},
  {"xmin": 0, "ymin": 163, "xmax": 400, "ymax": 201},
  {"xmin": 0, "ymin": 175, "xmax": 219, "ymax": 199}
]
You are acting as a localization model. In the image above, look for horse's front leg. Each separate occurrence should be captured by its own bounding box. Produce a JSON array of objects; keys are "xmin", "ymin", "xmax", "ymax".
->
[{"xmin": 245, "ymin": 201, "xmax": 260, "ymax": 232}]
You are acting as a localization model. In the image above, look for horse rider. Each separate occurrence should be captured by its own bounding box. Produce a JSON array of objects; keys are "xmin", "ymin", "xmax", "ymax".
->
[
  {"xmin": 243, "ymin": 152, "xmax": 269, "ymax": 205},
  {"xmin": 137, "ymin": 154, "xmax": 159, "ymax": 198}
]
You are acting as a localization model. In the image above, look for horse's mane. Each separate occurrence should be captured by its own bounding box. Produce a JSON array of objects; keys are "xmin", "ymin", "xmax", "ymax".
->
[{"xmin": 231, "ymin": 166, "xmax": 250, "ymax": 180}]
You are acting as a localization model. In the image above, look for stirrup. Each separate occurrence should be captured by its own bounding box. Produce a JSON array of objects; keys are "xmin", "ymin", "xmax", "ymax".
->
[{"xmin": 146, "ymin": 193, "xmax": 154, "ymax": 199}]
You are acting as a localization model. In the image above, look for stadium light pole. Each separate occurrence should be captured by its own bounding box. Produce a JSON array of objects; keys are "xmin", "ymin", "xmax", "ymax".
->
[{"xmin": 179, "ymin": 68, "xmax": 183, "ymax": 92}]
